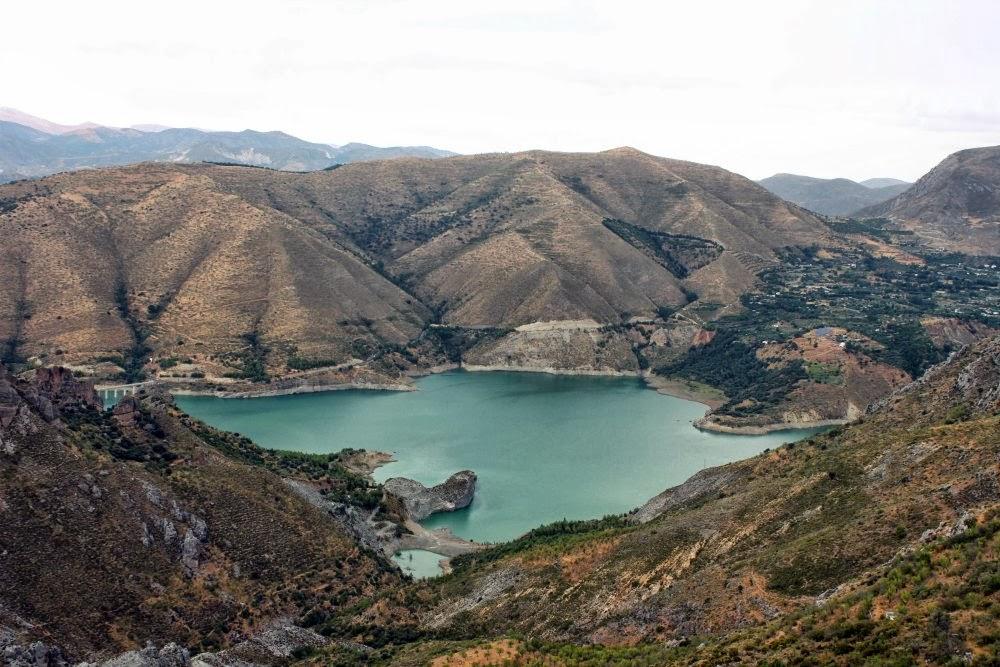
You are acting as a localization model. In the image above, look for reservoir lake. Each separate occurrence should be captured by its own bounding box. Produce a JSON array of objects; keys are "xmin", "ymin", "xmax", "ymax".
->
[{"xmin": 175, "ymin": 370, "xmax": 814, "ymax": 543}]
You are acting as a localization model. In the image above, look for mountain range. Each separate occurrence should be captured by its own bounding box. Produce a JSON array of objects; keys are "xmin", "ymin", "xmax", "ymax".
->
[
  {"xmin": 757, "ymin": 172, "xmax": 911, "ymax": 217},
  {"xmin": 0, "ymin": 108, "xmax": 456, "ymax": 182},
  {"xmin": 0, "ymin": 148, "xmax": 831, "ymax": 370}
]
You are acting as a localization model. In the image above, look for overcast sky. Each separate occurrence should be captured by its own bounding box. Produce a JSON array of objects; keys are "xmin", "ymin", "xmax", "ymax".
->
[{"xmin": 4, "ymin": 0, "xmax": 999, "ymax": 181}]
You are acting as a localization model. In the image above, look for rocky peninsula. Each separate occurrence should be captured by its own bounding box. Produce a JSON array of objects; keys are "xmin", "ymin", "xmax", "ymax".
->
[{"xmin": 384, "ymin": 471, "xmax": 478, "ymax": 521}]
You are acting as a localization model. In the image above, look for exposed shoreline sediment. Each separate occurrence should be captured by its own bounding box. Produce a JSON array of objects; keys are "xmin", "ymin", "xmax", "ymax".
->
[{"xmin": 694, "ymin": 417, "xmax": 847, "ymax": 435}]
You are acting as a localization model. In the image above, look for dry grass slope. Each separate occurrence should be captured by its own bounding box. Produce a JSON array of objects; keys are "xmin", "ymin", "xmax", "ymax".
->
[{"xmin": 1, "ymin": 150, "xmax": 831, "ymax": 378}]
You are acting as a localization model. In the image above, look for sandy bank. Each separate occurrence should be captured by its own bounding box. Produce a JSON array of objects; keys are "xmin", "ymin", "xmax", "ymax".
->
[
  {"xmin": 694, "ymin": 416, "xmax": 847, "ymax": 435},
  {"xmin": 396, "ymin": 519, "xmax": 484, "ymax": 558},
  {"xmin": 643, "ymin": 376, "xmax": 727, "ymax": 410},
  {"xmin": 461, "ymin": 362, "xmax": 641, "ymax": 377}
]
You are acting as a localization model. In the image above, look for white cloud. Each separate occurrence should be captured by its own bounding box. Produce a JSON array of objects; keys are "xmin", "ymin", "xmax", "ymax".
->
[{"xmin": 3, "ymin": 0, "xmax": 999, "ymax": 181}]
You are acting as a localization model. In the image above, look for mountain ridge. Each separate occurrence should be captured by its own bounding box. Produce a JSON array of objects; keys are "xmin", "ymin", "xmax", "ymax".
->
[
  {"xmin": 0, "ymin": 151, "xmax": 831, "ymax": 375},
  {"xmin": 0, "ymin": 108, "xmax": 457, "ymax": 182},
  {"xmin": 758, "ymin": 172, "xmax": 910, "ymax": 217},
  {"xmin": 858, "ymin": 144, "xmax": 1000, "ymax": 255}
]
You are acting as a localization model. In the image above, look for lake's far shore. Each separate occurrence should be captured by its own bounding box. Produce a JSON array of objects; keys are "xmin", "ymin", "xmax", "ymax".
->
[
  {"xmin": 121, "ymin": 363, "xmax": 835, "ymax": 437},
  {"xmin": 169, "ymin": 380, "xmax": 416, "ymax": 399},
  {"xmin": 461, "ymin": 362, "xmax": 642, "ymax": 377}
]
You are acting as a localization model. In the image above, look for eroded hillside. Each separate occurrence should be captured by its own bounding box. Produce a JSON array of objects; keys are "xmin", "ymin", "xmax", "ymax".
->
[
  {"xmin": 860, "ymin": 145, "xmax": 1000, "ymax": 255},
  {"xmin": 0, "ymin": 366, "xmax": 401, "ymax": 661}
]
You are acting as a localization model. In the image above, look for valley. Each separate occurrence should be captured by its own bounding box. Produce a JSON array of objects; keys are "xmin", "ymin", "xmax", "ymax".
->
[
  {"xmin": 1, "ymin": 143, "xmax": 998, "ymax": 666},
  {"xmin": 5, "ymin": 1, "xmax": 1000, "ymax": 663},
  {"xmin": 3, "ymin": 147, "xmax": 995, "ymax": 435}
]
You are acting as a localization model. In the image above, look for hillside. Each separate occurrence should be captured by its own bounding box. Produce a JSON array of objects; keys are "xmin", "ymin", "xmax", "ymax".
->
[
  {"xmin": 860, "ymin": 177, "xmax": 910, "ymax": 189},
  {"xmin": 208, "ymin": 148, "xmax": 836, "ymax": 324},
  {"xmin": 758, "ymin": 173, "xmax": 910, "ymax": 217},
  {"xmin": 3, "ymin": 151, "xmax": 995, "ymax": 433},
  {"xmin": 0, "ymin": 121, "xmax": 343, "ymax": 180},
  {"xmin": 860, "ymin": 145, "xmax": 1000, "ymax": 255},
  {"xmin": 361, "ymin": 333, "xmax": 1000, "ymax": 664},
  {"xmin": 0, "ymin": 152, "xmax": 832, "ymax": 383},
  {"xmin": 0, "ymin": 164, "xmax": 430, "ymax": 383},
  {"xmin": 0, "ymin": 106, "xmax": 100, "ymax": 135},
  {"xmin": 330, "ymin": 142, "xmax": 458, "ymax": 163},
  {"xmin": 0, "ymin": 366, "xmax": 401, "ymax": 662}
]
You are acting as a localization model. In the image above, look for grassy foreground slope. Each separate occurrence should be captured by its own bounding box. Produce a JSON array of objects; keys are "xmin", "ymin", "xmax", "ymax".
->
[{"xmin": 378, "ymin": 512, "xmax": 1000, "ymax": 665}]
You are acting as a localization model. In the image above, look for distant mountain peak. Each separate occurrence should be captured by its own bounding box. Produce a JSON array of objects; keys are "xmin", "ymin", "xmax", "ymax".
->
[
  {"xmin": 758, "ymin": 172, "xmax": 911, "ymax": 217},
  {"xmin": 0, "ymin": 107, "xmax": 100, "ymax": 135},
  {"xmin": 0, "ymin": 109, "xmax": 458, "ymax": 181},
  {"xmin": 859, "ymin": 177, "xmax": 910, "ymax": 189}
]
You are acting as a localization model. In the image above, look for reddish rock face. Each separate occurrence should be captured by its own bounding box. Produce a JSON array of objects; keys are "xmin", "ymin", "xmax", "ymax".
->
[
  {"xmin": 0, "ymin": 366, "xmax": 103, "ymax": 425},
  {"xmin": 691, "ymin": 329, "xmax": 716, "ymax": 347},
  {"xmin": 33, "ymin": 367, "xmax": 102, "ymax": 412}
]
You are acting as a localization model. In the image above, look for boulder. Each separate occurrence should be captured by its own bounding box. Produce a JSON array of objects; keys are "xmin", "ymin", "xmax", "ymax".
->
[{"xmin": 384, "ymin": 470, "xmax": 477, "ymax": 521}]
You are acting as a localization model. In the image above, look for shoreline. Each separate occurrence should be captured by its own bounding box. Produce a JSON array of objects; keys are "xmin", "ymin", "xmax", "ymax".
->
[
  {"xmin": 461, "ymin": 362, "xmax": 642, "ymax": 377},
  {"xmin": 642, "ymin": 375, "xmax": 727, "ymax": 410},
  {"xmin": 169, "ymin": 380, "xmax": 415, "ymax": 399},
  {"xmin": 694, "ymin": 416, "xmax": 848, "ymax": 435},
  {"xmin": 120, "ymin": 364, "xmax": 835, "ymax": 436}
]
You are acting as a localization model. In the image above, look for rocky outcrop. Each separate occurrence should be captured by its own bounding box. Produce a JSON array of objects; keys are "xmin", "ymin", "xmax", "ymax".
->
[
  {"xmin": 0, "ymin": 367, "xmax": 24, "ymax": 430},
  {"xmin": 73, "ymin": 626, "xmax": 329, "ymax": 667},
  {"xmin": 629, "ymin": 466, "xmax": 743, "ymax": 524},
  {"xmin": 1, "ymin": 630, "xmax": 68, "ymax": 667},
  {"xmin": 82, "ymin": 643, "xmax": 190, "ymax": 667},
  {"xmin": 463, "ymin": 322, "xmax": 640, "ymax": 375},
  {"xmin": 192, "ymin": 625, "xmax": 329, "ymax": 666},
  {"xmin": 0, "ymin": 366, "xmax": 102, "ymax": 427},
  {"xmin": 283, "ymin": 479, "xmax": 397, "ymax": 556},
  {"xmin": 1, "ymin": 365, "xmax": 104, "ymax": 453},
  {"xmin": 111, "ymin": 396, "xmax": 142, "ymax": 428},
  {"xmin": 18, "ymin": 367, "xmax": 102, "ymax": 422},
  {"xmin": 953, "ymin": 336, "xmax": 1000, "ymax": 413},
  {"xmin": 384, "ymin": 471, "xmax": 477, "ymax": 521}
]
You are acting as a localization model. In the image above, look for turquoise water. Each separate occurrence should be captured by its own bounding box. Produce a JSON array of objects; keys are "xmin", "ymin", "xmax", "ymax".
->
[
  {"xmin": 392, "ymin": 549, "xmax": 446, "ymax": 579},
  {"xmin": 176, "ymin": 371, "xmax": 814, "ymax": 542}
]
